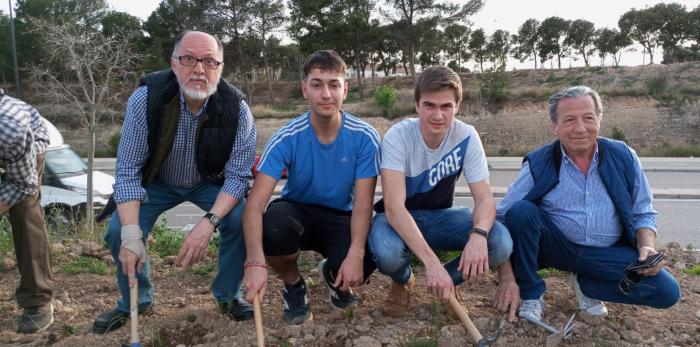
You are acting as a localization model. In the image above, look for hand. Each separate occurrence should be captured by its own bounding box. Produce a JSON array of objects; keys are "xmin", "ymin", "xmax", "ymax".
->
[
  {"xmin": 176, "ymin": 218, "xmax": 214, "ymax": 269},
  {"xmin": 243, "ymin": 265, "xmax": 268, "ymax": 302},
  {"xmin": 637, "ymin": 246, "xmax": 663, "ymax": 277},
  {"xmin": 457, "ymin": 234, "xmax": 489, "ymax": 282},
  {"xmin": 120, "ymin": 225, "xmax": 148, "ymax": 288},
  {"xmin": 333, "ymin": 254, "xmax": 364, "ymax": 291},
  {"xmin": 425, "ymin": 263, "xmax": 454, "ymax": 303},
  {"xmin": 494, "ymin": 279, "xmax": 520, "ymax": 322}
]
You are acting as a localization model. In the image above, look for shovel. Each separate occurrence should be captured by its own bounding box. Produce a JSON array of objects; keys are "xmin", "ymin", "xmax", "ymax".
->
[
  {"xmin": 447, "ymin": 294, "xmax": 495, "ymax": 347},
  {"xmin": 520, "ymin": 312, "xmax": 576, "ymax": 347},
  {"xmin": 253, "ymin": 294, "xmax": 265, "ymax": 347},
  {"xmin": 121, "ymin": 283, "xmax": 142, "ymax": 347}
]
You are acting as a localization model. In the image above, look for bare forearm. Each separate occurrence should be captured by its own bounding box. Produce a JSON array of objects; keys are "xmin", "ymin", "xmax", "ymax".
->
[
  {"xmin": 471, "ymin": 197, "xmax": 496, "ymax": 231},
  {"xmin": 636, "ymin": 228, "xmax": 657, "ymax": 250},
  {"xmin": 117, "ymin": 200, "xmax": 141, "ymax": 226},
  {"xmin": 242, "ymin": 206, "xmax": 266, "ymax": 263},
  {"xmin": 496, "ymin": 259, "xmax": 516, "ymax": 282},
  {"xmin": 348, "ymin": 206, "xmax": 372, "ymax": 257},
  {"xmin": 210, "ymin": 192, "xmax": 239, "ymax": 220}
]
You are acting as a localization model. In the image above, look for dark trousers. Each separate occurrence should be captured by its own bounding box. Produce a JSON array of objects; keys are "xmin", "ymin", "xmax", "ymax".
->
[
  {"xmin": 262, "ymin": 199, "xmax": 376, "ymax": 283},
  {"xmin": 9, "ymin": 153, "xmax": 53, "ymax": 308},
  {"xmin": 506, "ymin": 200, "xmax": 680, "ymax": 308}
]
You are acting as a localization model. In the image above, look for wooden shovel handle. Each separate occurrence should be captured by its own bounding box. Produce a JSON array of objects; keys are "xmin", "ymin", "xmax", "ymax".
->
[
  {"xmin": 253, "ymin": 294, "xmax": 265, "ymax": 347},
  {"xmin": 447, "ymin": 294, "xmax": 483, "ymax": 344},
  {"xmin": 129, "ymin": 283, "xmax": 139, "ymax": 344}
]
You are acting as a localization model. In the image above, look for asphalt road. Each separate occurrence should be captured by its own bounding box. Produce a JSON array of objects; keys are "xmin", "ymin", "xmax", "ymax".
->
[{"xmin": 162, "ymin": 196, "xmax": 700, "ymax": 248}]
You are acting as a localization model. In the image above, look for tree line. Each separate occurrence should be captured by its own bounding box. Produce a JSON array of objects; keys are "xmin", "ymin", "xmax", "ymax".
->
[{"xmin": 2, "ymin": 0, "xmax": 700, "ymax": 99}]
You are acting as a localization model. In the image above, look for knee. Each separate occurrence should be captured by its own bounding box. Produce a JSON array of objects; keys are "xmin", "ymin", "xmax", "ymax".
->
[
  {"xmin": 505, "ymin": 200, "xmax": 539, "ymax": 233},
  {"xmin": 650, "ymin": 270, "xmax": 681, "ymax": 309},
  {"xmin": 487, "ymin": 222, "xmax": 513, "ymax": 268}
]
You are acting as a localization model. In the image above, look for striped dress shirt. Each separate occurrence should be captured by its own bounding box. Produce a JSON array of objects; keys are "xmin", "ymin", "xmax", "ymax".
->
[{"xmin": 496, "ymin": 144, "xmax": 656, "ymax": 247}]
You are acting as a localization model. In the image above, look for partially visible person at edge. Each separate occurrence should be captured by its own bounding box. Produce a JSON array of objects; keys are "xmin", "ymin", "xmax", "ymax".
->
[
  {"xmin": 241, "ymin": 50, "xmax": 379, "ymax": 325},
  {"xmin": 92, "ymin": 31, "xmax": 257, "ymax": 334},
  {"xmin": 368, "ymin": 66, "xmax": 521, "ymax": 321},
  {"xmin": 0, "ymin": 89, "xmax": 54, "ymax": 333},
  {"xmin": 496, "ymin": 85, "xmax": 680, "ymax": 324}
]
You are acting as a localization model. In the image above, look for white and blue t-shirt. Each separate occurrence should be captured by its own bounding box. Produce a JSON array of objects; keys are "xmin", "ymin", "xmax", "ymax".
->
[
  {"xmin": 374, "ymin": 118, "xmax": 489, "ymax": 212},
  {"xmin": 258, "ymin": 111, "xmax": 380, "ymax": 212}
]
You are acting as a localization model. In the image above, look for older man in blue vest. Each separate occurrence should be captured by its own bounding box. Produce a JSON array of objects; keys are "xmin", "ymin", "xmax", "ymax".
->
[
  {"xmin": 93, "ymin": 31, "xmax": 256, "ymax": 333},
  {"xmin": 496, "ymin": 86, "xmax": 680, "ymax": 323}
]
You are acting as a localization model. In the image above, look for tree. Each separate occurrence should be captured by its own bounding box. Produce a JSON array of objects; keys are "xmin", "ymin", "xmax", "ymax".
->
[
  {"xmin": 619, "ymin": 7, "xmax": 662, "ymax": 64},
  {"xmin": 537, "ymin": 16, "xmax": 570, "ymax": 69},
  {"xmin": 384, "ymin": 0, "xmax": 484, "ymax": 78},
  {"xmin": 0, "ymin": 11, "xmax": 12, "ymax": 84},
  {"xmin": 564, "ymin": 19, "xmax": 596, "ymax": 67},
  {"xmin": 486, "ymin": 29, "xmax": 510, "ymax": 68},
  {"xmin": 594, "ymin": 28, "xmax": 631, "ymax": 66},
  {"xmin": 468, "ymin": 28, "xmax": 487, "ymax": 72},
  {"xmin": 249, "ymin": 0, "xmax": 287, "ymax": 104},
  {"xmin": 28, "ymin": 18, "xmax": 141, "ymax": 234},
  {"xmin": 101, "ymin": 11, "xmax": 142, "ymax": 39},
  {"xmin": 511, "ymin": 18, "xmax": 540, "ymax": 69},
  {"xmin": 443, "ymin": 23, "xmax": 470, "ymax": 71}
]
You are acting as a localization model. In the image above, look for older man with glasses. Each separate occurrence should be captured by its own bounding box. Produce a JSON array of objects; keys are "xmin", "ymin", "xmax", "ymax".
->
[
  {"xmin": 496, "ymin": 85, "xmax": 680, "ymax": 326},
  {"xmin": 93, "ymin": 31, "xmax": 256, "ymax": 333}
]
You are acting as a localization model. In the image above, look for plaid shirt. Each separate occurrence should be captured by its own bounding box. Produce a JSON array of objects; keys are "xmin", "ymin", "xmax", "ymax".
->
[
  {"xmin": 0, "ymin": 94, "xmax": 50, "ymax": 206},
  {"xmin": 113, "ymin": 85, "xmax": 256, "ymax": 204}
]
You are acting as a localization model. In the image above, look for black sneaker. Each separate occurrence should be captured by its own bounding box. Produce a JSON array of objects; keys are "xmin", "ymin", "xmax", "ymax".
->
[
  {"xmin": 318, "ymin": 259, "xmax": 358, "ymax": 309},
  {"xmin": 18, "ymin": 303, "xmax": 54, "ymax": 334},
  {"xmin": 282, "ymin": 277, "xmax": 312, "ymax": 325},
  {"xmin": 92, "ymin": 305, "xmax": 153, "ymax": 334}
]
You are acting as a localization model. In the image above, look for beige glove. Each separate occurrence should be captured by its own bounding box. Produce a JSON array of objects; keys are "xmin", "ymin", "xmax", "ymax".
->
[{"xmin": 120, "ymin": 224, "xmax": 148, "ymax": 265}]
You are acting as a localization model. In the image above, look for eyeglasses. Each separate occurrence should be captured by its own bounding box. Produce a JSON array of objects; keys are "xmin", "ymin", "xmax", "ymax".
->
[
  {"xmin": 618, "ymin": 269, "xmax": 640, "ymax": 295},
  {"xmin": 173, "ymin": 55, "xmax": 222, "ymax": 70}
]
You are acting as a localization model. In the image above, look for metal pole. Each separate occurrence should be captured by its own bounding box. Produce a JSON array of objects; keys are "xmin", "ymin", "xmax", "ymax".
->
[{"xmin": 8, "ymin": 0, "xmax": 22, "ymax": 98}]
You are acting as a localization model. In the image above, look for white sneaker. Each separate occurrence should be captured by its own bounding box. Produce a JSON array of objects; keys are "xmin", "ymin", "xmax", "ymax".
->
[
  {"xmin": 518, "ymin": 295, "xmax": 545, "ymax": 322},
  {"xmin": 568, "ymin": 273, "xmax": 608, "ymax": 317}
]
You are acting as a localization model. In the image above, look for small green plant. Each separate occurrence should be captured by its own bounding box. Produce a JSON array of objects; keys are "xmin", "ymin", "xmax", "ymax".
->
[
  {"xmin": 479, "ymin": 66, "xmax": 511, "ymax": 104},
  {"xmin": 65, "ymin": 324, "xmax": 78, "ymax": 335},
  {"xmin": 611, "ymin": 127, "xmax": 627, "ymax": 142},
  {"xmin": 682, "ymin": 264, "xmax": 700, "ymax": 276},
  {"xmin": 345, "ymin": 306, "xmax": 354, "ymax": 320},
  {"xmin": 431, "ymin": 300, "xmax": 445, "ymax": 333},
  {"xmin": 537, "ymin": 267, "xmax": 564, "ymax": 278},
  {"xmin": 405, "ymin": 336, "xmax": 438, "ymax": 347},
  {"xmin": 306, "ymin": 277, "xmax": 321, "ymax": 288},
  {"xmin": 374, "ymin": 85, "xmax": 397, "ymax": 117},
  {"xmin": 646, "ymin": 75, "xmax": 668, "ymax": 99},
  {"xmin": 189, "ymin": 261, "xmax": 216, "ymax": 276},
  {"xmin": 150, "ymin": 218, "xmax": 185, "ymax": 258},
  {"xmin": 62, "ymin": 256, "xmax": 108, "ymax": 275},
  {"xmin": 686, "ymin": 243, "xmax": 695, "ymax": 251},
  {"xmin": 278, "ymin": 339, "xmax": 293, "ymax": 347},
  {"xmin": 186, "ymin": 313, "xmax": 197, "ymax": 322},
  {"xmin": 0, "ymin": 217, "xmax": 13, "ymax": 255}
]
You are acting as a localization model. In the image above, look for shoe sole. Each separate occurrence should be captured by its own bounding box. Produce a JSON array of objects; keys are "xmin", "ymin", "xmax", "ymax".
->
[
  {"xmin": 284, "ymin": 311, "xmax": 313, "ymax": 325},
  {"xmin": 18, "ymin": 303, "xmax": 54, "ymax": 334}
]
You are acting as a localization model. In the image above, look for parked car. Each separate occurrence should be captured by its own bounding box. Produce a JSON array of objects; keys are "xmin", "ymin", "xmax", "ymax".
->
[
  {"xmin": 40, "ymin": 118, "xmax": 115, "ymax": 225},
  {"xmin": 251, "ymin": 155, "xmax": 287, "ymax": 178}
]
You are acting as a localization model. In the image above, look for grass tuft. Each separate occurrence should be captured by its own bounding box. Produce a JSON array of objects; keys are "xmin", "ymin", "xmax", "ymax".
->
[
  {"xmin": 682, "ymin": 264, "xmax": 700, "ymax": 276},
  {"xmin": 62, "ymin": 256, "xmax": 108, "ymax": 275}
]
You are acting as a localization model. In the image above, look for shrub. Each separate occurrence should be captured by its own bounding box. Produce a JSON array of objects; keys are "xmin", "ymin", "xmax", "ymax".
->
[
  {"xmin": 478, "ymin": 67, "xmax": 510, "ymax": 104},
  {"xmin": 611, "ymin": 127, "xmax": 627, "ymax": 142},
  {"xmin": 646, "ymin": 75, "xmax": 668, "ymax": 99},
  {"xmin": 62, "ymin": 256, "xmax": 108, "ymax": 275},
  {"xmin": 374, "ymin": 85, "xmax": 397, "ymax": 117},
  {"xmin": 150, "ymin": 218, "xmax": 185, "ymax": 258}
]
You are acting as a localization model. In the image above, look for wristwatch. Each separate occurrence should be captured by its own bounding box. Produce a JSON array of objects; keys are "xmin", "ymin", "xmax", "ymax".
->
[
  {"xmin": 203, "ymin": 212, "xmax": 221, "ymax": 229},
  {"xmin": 470, "ymin": 227, "xmax": 489, "ymax": 239}
]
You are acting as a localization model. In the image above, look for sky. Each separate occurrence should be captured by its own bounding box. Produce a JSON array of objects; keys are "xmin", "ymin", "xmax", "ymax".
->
[{"xmin": 3, "ymin": 0, "xmax": 700, "ymax": 68}]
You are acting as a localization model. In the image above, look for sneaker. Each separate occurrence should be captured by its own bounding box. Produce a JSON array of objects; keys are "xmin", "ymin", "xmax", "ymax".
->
[
  {"xmin": 384, "ymin": 272, "xmax": 416, "ymax": 317},
  {"xmin": 568, "ymin": 273, "xmax": 608, "ymax": 317},
  {"xmin": 282, "ymin": 277, "xmax": 313, "ymax": 325},
  {"xmin": 318, "ymin": 259, "xmax": 358, "ymax": 309},
  {"xmin": 518, "ymin": 295, "xmax": 545, "ymax": 322},
  {"xmin": 18, "ymin": 303, "xmax": 54, "ymax": 334}
]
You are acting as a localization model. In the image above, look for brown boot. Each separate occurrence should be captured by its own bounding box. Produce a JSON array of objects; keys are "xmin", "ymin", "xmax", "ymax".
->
[{"xmin": 383, "ymin": 273, "xmax": 416, "ymax": 317}]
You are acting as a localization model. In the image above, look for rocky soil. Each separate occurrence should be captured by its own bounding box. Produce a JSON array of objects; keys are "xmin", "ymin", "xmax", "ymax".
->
[{"xmin": 0, "ymin": 241, "xmax": 699, "ymax": 347}]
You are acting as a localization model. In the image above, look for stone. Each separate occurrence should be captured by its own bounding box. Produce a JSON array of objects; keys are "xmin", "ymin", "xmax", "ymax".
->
[
  {"xmin": 283, "ymin": 324, "xmax": 302, "ymax": 338},
  {"xmin": 666, "ymin": 241, "xmax": 681, "ymax": 249},
  {"xmin": 472, "ymin": 317, "xmax": 490, "ymax": 333},
  {"xmin": 672, "ymin": 261, "xmax": 686, "ymax": 270},
  {"xmin": 287, "ymin": 337, "xmax": 298, "ymax": 346},
  {"xmin": 50, "ymin": 243, "xmax": 66, "ymax": 254},
  {"xmin": 624, "ymin": 316, "xmax": 640, "ymax": 332},
  {"xmin": 353, "ymin": 336, "xmax": 381, "ymax": 347},
  {"xmin": 163, "ymin": 256, "xmax": 176, "ymax": 265},
  {"xmin": 101, "ymin": 255, "xmax": 114, "ymax": 264},
  {"xmin": 301, "ymin": 321, "xmax": 315, "ymax": 335},
  {"xmin": 313, "ymin": 325, "xmax": 329, "ymax": 338},
  {"xmin": 620, "ymin": 330, "xmax": 643, "ymax": 344},
  {"xmin": 303, "ymin": 334, "xmax": 315, "ymax": 343},
  {"xmin": 695, "ymin": 311, "xmax": 700, "ymax": 319},
  {"xmin": 57, "ymin": 291, "xmax": 70, "ymax": 303},
  {"xmin": 597, "ymin": 326, "xmax": 621, "ymax": 341},
  {"xmin": 204, "ymin": 333, "xmax": 216, "ymax": 342},
  {"xmin": 1, "ymin": 257, "xmax": 16, "ymax": 271},
  {"xmin": 355, "ymin": 324, "xmax": 371, "ymax": 333},
  {"xmin": 80, "ymin": 241, "xmax": 104, "ymax": 256}
]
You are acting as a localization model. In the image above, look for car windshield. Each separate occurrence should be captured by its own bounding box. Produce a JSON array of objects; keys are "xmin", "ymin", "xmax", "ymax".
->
[{"xmin": 45, "ymin": 147, "xmax": 87, "ymax": 176}]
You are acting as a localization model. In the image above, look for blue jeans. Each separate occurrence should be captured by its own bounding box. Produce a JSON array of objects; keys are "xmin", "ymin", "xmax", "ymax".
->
[
  {"xmin": 506, "ymin": 200, "xmax": 680, "ymax": 308},
  {"xmin": 104, "ymin": 179, "xmax": 247, "ymax": 313},
  {"xmin": 368, "ymin": 207, "xmax": 513, "ymax": 285}
]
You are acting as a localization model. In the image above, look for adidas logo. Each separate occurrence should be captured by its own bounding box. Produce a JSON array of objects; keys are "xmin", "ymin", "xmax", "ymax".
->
[{"xmin": 340, "ymin": 156, "xmax": 349, "ymax": 163}]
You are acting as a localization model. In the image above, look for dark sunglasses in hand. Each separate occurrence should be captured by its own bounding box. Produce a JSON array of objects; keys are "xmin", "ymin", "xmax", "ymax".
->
[{"xmin": 618, "ymin": 252, "xmax": 665, "ymax": 295}]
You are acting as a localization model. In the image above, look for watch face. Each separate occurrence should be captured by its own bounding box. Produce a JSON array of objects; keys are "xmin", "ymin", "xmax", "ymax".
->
[{"xmin": 210, "ymin": 215, "xmax": 220, "ymax": 226}]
